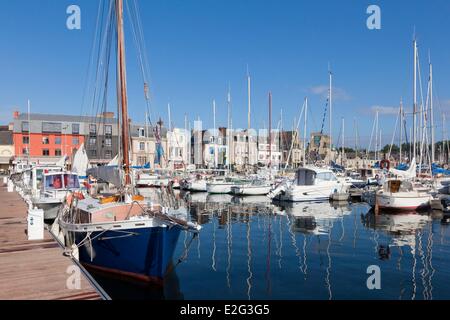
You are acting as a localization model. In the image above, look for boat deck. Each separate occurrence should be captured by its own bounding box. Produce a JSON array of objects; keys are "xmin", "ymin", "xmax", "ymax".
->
[{"xmin": 0, "ymin": 181, "xmax": 106, "ymax": 300}]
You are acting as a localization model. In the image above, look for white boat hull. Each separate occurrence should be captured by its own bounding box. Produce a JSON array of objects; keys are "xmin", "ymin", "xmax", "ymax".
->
[
  {"xmin": 187, "ymin": 180, "xmax": 207, "ymax": 192},
  {"xmin": 275, "ymin": 183, "xmax": 342, "ymax": 202},
  {"xmin": 231, "ymin": 185, "xmax": 271, "ymax": 196},
  {"xmin": 206, "ymin": 183, "xmax": 235, "ymax": 194},
  {"xmin": 377, "ymin": 192, "xmax": 431, "ymax": 211}
]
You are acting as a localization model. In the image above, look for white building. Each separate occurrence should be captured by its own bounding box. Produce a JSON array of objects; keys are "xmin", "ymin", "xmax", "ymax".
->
[{"xmin": 167, "ymin": 128, "xmax": 190, "ymax": 170}]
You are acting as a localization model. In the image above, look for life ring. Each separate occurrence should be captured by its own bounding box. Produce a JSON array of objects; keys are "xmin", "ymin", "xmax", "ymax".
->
[{"xmin": 380, "ymin": 159, "xmax": 390, "ymax": 170}]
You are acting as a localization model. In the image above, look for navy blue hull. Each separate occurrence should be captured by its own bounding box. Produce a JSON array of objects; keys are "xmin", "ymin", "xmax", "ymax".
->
[{"xmin": 75, "ymin": 226, "xmax": 181, "ymax": 283}]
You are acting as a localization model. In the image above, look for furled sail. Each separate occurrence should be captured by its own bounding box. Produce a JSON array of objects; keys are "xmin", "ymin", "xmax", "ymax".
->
[
  {"xmin": 72, "ymin": 143, "xmax": 90, "ymax": 177},
  {"xmin": 389, "ymin": 158, "xmax": 416, "ymax": 179}
]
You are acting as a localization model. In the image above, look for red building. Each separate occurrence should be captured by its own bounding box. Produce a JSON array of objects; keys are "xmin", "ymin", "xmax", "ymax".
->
[{"xmin": 12, "ymin": 111, "xmax": 85, "ymax": 162}]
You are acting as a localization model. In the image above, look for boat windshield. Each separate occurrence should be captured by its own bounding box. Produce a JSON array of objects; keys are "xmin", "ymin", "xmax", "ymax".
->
[
  {"xmin": 64, "ymin": 174, "xmax": 80, "ymax": 189},
  {"xmin": 316, "ymin": 172, "xmax": 337, "ymax": 182},
  {"xmin": 296, "ymin": 170, "xmax": 316, "ymax": 186},
  {"xmin": 45, "ymin": 174, "xmax": 64, "ymax": 190}
]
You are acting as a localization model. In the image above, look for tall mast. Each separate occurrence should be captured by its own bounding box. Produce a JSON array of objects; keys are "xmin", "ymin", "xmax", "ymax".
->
[
  {"xmin": 430, "ymin": 58, "xmax": 435, "ymax": 163},
  {"xmin": 399, "ymin": 99, "xmax": 403, "ymax": 163},
  {"xmin": 213, "ymin": 99, "xmax": 217, "ymax": 168},
  {"xmin": 341, "ymin": 117, "xmax": 345, "ymax": 166},
  {"xmin": 227, "ymin": 86, "xmax": 231, "ymax": 171},
  {"xmin": 247, "ymin": 68, "xmax": 251, "ymax": 168},
  {"xmin": 268, "ymin": 92, "xmax": 272, "ymax": 169},
  {"xmin": 280, "ymin": 108, "xmax": 283, "ymax": 168},
  {"xmin": 116, "ymin": 0, "xmax": 131, "ymax": 185},
  {"xmin": 27, "ymin": 99, "xmax": 31, "ymax": 162},
  {"xmin": 329, "ymin": 67, "xmax": 333, "ymax": 165},
  {"xmin": 247, "ymin": 68, "xmax": 251, "ymax": 131},
  {"xmin": 354, "ymin": 118, "xmax": 359, "ymax": 160},
  {"xmin": 303, "ymin": 98, "xmax": 308, "ymax": 166},
  {"xmin": 168, "ymin": 103, "xmax": 172, "ymax": 132},
  {"xmin": 413, "ymin": 37, "xmax": 417, "ymax": 160}
]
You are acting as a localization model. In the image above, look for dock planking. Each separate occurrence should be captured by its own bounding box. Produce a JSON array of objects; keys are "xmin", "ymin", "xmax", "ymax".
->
[{"xmin": 0, "ymin": 183, "xmax": 104, "ymax": 300}]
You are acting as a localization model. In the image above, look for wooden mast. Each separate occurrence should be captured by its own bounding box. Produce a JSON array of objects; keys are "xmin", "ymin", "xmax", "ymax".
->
[{"xmin": 116, "ymin": 0, "xmax": 131, "ymax": 185}]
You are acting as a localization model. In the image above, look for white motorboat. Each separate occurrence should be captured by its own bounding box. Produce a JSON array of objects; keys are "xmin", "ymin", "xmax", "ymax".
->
[
  {"xmin": 32, "ymin": 172, "xmax": 81, "ymax": 220},
  {"xmin": 269, "ymin": 167, "xmax": 347, "ymax": 202}
]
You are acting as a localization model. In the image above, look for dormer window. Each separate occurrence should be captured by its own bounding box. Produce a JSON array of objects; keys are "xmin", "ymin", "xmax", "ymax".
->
[{"xmin": 138, "ymin": 128, "xmax": 145, "ymax": 138}]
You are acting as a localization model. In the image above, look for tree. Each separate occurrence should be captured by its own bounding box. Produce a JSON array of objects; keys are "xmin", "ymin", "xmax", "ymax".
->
[{"xmin": 381, "ymin": 144, "xmax": 399, "ymax": 154}]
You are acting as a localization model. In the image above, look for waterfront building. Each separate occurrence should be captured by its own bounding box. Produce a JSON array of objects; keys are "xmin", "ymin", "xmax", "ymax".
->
[
  {"xmin": 130, "ymin": 124, "xmax": 168, "ymax": 168},
  {"xmin": 11, "ymin": 111, "xmax": 119, "ymax": 166},
  {"xmin": 167, "ymin": 128, "xmax": 190, "ymax": 170},
  {"xmin": 230, "ymin": 129, "xmax": 257, "ymax": 168},
  {"xmin": 0, "ymin": 125, "xmax": 14, "ymax": 173}
]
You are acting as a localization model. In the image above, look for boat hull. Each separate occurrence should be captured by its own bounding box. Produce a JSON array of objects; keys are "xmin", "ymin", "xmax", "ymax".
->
[
  {"xmin": 206, "ymin": 183, "xmax": 234, "ymax": 194},
  {"xmin": 187, "ymin": 181, "xmax": 207, "ymax": 192},
  {"xmin": 33, "ymin": 200, "xmax": 62, "ymax": 220},
  {"xmin": 72, "ymin": 225, "xmax": 181, "ymax": 284},
  {"xmin": 231, "ymin": 185, "xmax": 271, "ymax": 195},
  {"xmin": 274, "ymin": 183, "xmax": 341, "ymax": 202},
  {"xmin": 377, "ymin": 193, "xmax": 431, "ymax": 211}
]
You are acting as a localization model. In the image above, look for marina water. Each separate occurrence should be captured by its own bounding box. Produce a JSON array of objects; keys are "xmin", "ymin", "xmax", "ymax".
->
[{"xmin": 91, "ymin": 189, "xmax": 450, "ymax": 300}]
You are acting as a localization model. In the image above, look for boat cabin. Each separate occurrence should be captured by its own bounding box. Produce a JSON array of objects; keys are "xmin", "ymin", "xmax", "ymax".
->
[
  {"xmin": 43, "ymin": 172, "xmax": 80, "ymax": 191},
  {"xmin": 294, "ymin": 168, "xmax": 337, "ymax": 186},
  {"xmin": 383, "ymin": 180, "xmax": 413, "ymax": 193}
]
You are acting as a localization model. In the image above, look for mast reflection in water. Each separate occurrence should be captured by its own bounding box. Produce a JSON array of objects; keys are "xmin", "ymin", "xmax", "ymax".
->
[{"xmin": 92, "ymin": 189, "xmax": 450, "ymax": 300}]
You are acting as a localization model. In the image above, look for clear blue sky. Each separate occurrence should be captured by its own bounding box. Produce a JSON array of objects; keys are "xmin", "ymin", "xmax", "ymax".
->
[{"xmin": 1, "ymin": 0, "xmax": 450, "ymax": 147}]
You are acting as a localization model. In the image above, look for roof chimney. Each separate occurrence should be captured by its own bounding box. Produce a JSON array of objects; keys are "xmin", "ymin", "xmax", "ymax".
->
[
  {"xmin": 13, "ymin": 111, "xmax": 20, "ymax": 119},
  {"xmin": 100, "ymin": 112, "xmax": 115, "ymax": 119}
]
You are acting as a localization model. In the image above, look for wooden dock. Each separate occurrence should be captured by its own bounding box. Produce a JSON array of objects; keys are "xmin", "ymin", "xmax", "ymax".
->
[{"xmin": 0, "ymin": 181, "xmax": 107, "ymax": 300}]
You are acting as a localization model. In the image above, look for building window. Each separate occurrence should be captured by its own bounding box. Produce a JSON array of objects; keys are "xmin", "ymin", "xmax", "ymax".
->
[
  {"xmin": 105, "ymin": 125, "xmax": 112, "ymax": 136},
  {"xmin": 139, "ymin": 142, "xmax": 145, "ymax": 151},
  {"xmin": 89, "ymin": 124, "xmax": 97, "ymax": 135},
  {"xmin": 55, "ymin": 149, "xmax": 62, "ymax": 156},
  {"xmin": 72, "ymin": 123, "xmax": 80, "ymax": 135},
  {"xmin": 89, "ymin": 137, "xmax": 96, "ymax": 146},
  {"xmin": 55, "ymin": 136, "xmax": 62, "ymax": 145},
  {"xmin": 138, "ymin": 156, "xmax": 147, "ymax": 165},
  {"xmin": 42, "ymin": 122, "xmax": 62, "ymax": 133},
  {"xmin": 22, "ymin": 121, "xmax": 29, "ymax": 132},
  {"xmin": 72, "ymin": 137, "xmax": 79, "ymax": 145},
  {"xmin": 138, "ymin": 128, "xmax": 145, "ymax": 138},
  {"xmin": 105, "ymin": 150, "xmax": 112, "ymax": 159},
  {"xmin": 23, "ymin": 136, "xmax": 29, "ymax": 144},
  {"xmin": 42, "ymin": 149, "xmax": 50, "ymax": 156},
  {"xmin": 234, "ymin": 136, "xmax": 237, "ymax": 142},
  {"xmin": 105, "ymin": 138, "xmax": 112, "ymax": 147},
  {"xmin": 42, "ymin": 137, "xmax": 50, "ymax": 145},
  {"xmin": 90, "ymin": 150, "xmax": 97, "ymax": 157},
  {"xmin": 22, "ymin": 148, "xmax": 29, "ymax": 155}
]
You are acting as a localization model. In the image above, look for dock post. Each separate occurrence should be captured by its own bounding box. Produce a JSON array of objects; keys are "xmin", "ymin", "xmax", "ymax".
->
[
  {"xmin": 7, "ymin": 179, "xmax": 14, "ymax": 193},
  {"xmin": 27, "ymin": 207, "xmax": 44, "ymax": 241}
]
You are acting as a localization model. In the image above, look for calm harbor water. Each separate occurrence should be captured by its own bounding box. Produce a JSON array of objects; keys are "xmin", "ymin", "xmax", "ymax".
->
[{"xmin": 91, "ymin": 189, "xmax": 450, "ymax": 300}]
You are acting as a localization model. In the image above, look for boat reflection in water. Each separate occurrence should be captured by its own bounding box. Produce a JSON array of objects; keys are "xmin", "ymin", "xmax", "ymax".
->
[
  {"xmin": 277, "ymin": 201, "xmax": 352, "ymax": 235},
  {"xmin": 362, "ymin": 209, "xmax": 436, "ymax": 300}
]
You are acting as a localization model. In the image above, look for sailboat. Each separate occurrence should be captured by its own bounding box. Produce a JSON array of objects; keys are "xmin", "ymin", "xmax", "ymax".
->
[{"xmin": 55, "ymin": 0, "xmax": 200, "ymax": 284}]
